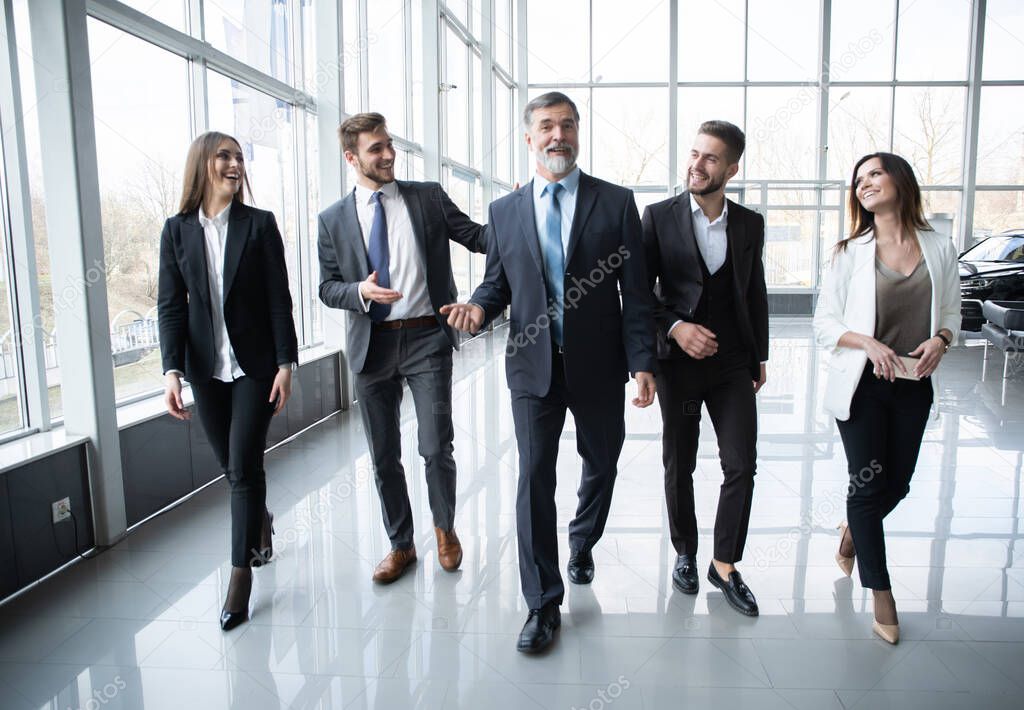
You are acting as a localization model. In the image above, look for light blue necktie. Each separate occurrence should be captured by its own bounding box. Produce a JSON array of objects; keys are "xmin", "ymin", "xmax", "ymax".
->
[
  {"xmin": 366, "ymin": 191, "xmax": 391, "ymax": 322},
  {"xmin": 541, "ymin": 182, "xmax": 565, "ymax": 347}
]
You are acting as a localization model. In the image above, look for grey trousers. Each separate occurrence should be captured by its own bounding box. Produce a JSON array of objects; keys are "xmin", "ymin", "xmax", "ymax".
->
[{"xmin": 354, "ymin": 324, "xmax": 457, "ymax": 550}]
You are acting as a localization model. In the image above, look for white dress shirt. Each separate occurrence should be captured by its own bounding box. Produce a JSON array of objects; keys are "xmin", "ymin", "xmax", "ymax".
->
[
  {"xmin": 199, "ymin": 202, "xmax": 245, "ymax": 382},
  {"xmin": 690, "ymin": 192, "xmax": 728, "ymax": 274},
  {"xmin": 532, "ymin": 167, "xmax": 580, "ymax": 256},
  {"xmin": 354, "ymin": 181, "xmax": 432, "ymax": 320}
]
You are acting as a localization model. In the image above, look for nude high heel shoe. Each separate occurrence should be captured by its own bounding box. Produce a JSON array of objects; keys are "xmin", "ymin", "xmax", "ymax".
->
[
  {"xmin": 872, "ymin": 620, "xmax": 900, "ymax": 645},
  {"xmin": 835, "ymin": 522, "xmax": 855, "ymax": 577}
]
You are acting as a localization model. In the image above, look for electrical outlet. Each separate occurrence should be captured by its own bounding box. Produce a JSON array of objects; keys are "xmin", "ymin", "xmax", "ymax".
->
[{"xmin": 52, "ymin": 497, "xmax": 71, "ymax": 524}]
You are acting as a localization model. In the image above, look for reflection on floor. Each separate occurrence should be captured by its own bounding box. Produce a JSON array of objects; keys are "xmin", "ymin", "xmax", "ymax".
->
[{"xmin": 1, "ymin": 319, "xmax": 1022, "ymax": 709}]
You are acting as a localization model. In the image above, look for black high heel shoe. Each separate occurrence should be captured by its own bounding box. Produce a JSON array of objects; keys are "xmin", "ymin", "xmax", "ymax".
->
[
  {"xmin": 220, "ymin": 567, "xmax": 252, "ymax": 631},
  {"xmin": 251, "ymin": 510, "xmax": 275, "ymax": 567}
]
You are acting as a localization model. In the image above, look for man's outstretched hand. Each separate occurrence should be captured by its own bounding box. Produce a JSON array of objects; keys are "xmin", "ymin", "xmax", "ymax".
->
[{"xmin": 440, "ymin": 303, "xmax": 484, "ymax": 334}]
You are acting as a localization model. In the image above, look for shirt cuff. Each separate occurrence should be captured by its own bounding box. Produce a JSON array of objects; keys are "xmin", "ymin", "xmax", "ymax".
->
[
  {"xmin": 667, "ymin": 320, "xmax": 684, "ymax": 340},
  {"xmin": 359, "ymin": 286, "xmax": 371, "ymax": 312},
  {"xmin": 279, "ymin": 362, "xmax": 298, "ymax": 372},
  {"xmin": 164, "ymin": 369, "xmax": 184, "ymax": 377}
]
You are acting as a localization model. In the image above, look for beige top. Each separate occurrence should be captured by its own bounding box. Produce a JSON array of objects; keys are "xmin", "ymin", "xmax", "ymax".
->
[{"xmin": 874, "ymin": 256, "xmax": 932, "ymax": 356}]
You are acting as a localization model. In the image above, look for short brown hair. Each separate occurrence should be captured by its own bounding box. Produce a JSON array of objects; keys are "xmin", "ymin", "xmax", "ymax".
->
[
  {"xmin": 338, "ymin": 112, "xmax": 388, "ymax": 153},
  {"xmin": 698, "ymin": 120, "xmax": 745, "ymax": 164}
]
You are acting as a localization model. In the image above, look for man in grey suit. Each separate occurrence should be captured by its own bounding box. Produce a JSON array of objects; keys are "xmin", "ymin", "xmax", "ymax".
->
[
  {"xmin": 443, "ymin": 92, "xmax": 657, "ymax": 653},
  {"xmin": 318, "ymin": 112, "xmax": 486, "ymax": 583}
]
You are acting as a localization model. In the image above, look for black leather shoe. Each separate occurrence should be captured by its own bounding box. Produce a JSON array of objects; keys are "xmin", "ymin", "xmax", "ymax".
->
[
  {"xmin": 516, "ymin": 601, "xmax": 561, "ymax": 653},
  {"xmin": 672, "ymin": 554, "xmax": 699, "ymax": 594},
  {"xmin": 567, "ymin": 548, "xmax": 595, "ymax": 585},
  {"xmin": 219, "ymin": 608, "xmax": 248, "ymax": 631},
  {"xmin": 708, "ymin": 564, "xmax": 759, "ymax": 617}
]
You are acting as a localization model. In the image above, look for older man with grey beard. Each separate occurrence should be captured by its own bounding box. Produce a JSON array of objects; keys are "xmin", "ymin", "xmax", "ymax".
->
[{"xmin": 443, "ymin": 92, "xmax": 657, "ymax": 653}]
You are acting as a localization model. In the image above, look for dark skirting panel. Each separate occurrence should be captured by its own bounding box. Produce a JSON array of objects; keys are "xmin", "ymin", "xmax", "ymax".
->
[{"xmin": 6, "ymin": 445, "xmax": 92, "ymax": 589}]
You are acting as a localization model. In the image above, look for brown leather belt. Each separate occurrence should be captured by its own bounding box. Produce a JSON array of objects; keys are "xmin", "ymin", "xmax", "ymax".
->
[{"xmin": 372, "ymin": 315, "xmax": 438, "ymax": 331}]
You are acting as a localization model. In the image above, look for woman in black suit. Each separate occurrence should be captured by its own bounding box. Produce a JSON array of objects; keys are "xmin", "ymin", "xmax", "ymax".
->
[{"xmin": 158, "ymin": 131, "xmax": 298, "ymax": 630}]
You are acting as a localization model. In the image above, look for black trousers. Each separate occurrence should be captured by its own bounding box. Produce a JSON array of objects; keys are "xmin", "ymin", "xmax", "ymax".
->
[
  {"xmin": 192, "ymin": 375, "xmax": 275, "ymax": 568},
  {"xmin": 656, "ymin": 351, "xmax": 757, "ymax": 563},
  {"xmin": 836, "ymin": 366, "xmax": 933, "ymax": 590},
  {"xmin": 511, "ymin": 352, "xmax": 625, "ymax": 609},
  {"xmin": 354, "ymin": 325, "xmax": 457, "ymax": 550}
]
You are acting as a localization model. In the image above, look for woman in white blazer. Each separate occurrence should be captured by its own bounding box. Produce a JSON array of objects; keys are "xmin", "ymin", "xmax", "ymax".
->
[{"xmin": 813, "ymin": 152, "xmax": 960, "ymax": 644}]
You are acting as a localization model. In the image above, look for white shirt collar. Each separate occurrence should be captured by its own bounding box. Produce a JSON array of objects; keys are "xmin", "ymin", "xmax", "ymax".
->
[
  {"xmin": 533, "ymin": 166, "xmax": 581, "ymax": 201},
  {"xmin": 689, "ymin": 193, "xmax": 729, "ymax": 224},
  {"xmin": 199, "ymin": 201, "xmax": 232, "ymax": 227},
  {"xmin": 354, "ymin": 180, "xmax": 400, "ymax": 206}
]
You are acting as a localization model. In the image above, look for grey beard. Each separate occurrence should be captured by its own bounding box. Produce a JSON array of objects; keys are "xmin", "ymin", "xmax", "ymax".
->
[{"xmin": 540, "ymin": 150, "xmax": 576, "ymax": 175}]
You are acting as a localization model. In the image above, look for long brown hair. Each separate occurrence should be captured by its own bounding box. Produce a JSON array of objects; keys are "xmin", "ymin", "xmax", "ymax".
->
[
  {"xmin": 177, "ymin": 132, "xmax": 252, "ymax": 214},
  {"xmin": 835, "ymin": 152, "xmax": 931, "ymax": 253}
]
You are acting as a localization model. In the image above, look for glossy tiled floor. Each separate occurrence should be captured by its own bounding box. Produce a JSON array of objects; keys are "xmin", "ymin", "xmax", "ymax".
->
[{"xmin": 1, "ymin": 320, "xmax": 1023, "ymax": 709}]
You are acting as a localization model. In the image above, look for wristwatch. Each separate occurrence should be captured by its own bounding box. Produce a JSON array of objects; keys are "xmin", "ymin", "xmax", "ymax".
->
[{"xmin": 935, "ymin": 332, "xmax": 951, "ymax": 353}]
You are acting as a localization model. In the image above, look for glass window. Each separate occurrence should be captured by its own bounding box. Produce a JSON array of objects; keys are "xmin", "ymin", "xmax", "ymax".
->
[
  {"xmin": 88, "ymin": 19, "xmax": 190, "ymax": 403},
  {"xmin": 983, "ymin": 0, "xmax": 1024, "ymax": 81},
  {"xmin": 591, "ymin": 88, "xmax": 668, "ymax": 186},
  {"xmin": 526, "ymin": 0, "xmax": 588, "ymax": 83},
  {"xmin": 472, "ymin": 50, "xmax": 484, "ymax": 171},
  {"xmin": 305, "ymin": 112, "xmax": 322, "ymax": 344},
  {"xmin": 592, "ymin": 0, "xmax": 668, "ymax": 83},
  {"xmin": 342, "ymin": 0, "xmax": 361, "ymax": 112},
  {"xmin": 207, "ymin": 70, "xmax": 302, "ymax": 341},
  {"xmin": 119, "ymin": 0, "xmax": 187, "ymax": 32},
  {"xmin": 920, "ymin": 190, "xmax": 961, "ymax": 241},
  {"xmin": 764, "ymin": 209, "xmax": 816, "ymax": 287},
  {"xmin": 747, "ymin": 0, "xmax": 819, "ymax": 81},
  {"xmin": 677, "ymin": 87, "xmax": 745, "ymax": 186},
  {"xmin": 828, "ymin": 0, "xmax": 895, "ymax": 82},
  {"xmin": 446, "ymin": 0, "xmax": 469, "ymax": 30},
  {"xmin": 411, "ymin": 0, "xmax": 424, "ymax": 144},
  {"xmin": 13, "ymin": 0, "xmax": 64, "ymax": 419},
  {"xmin": 444, "ymin": 26, "xmax": 469, "ymax": 165},
  {"xmin": 494, "ymin": 77, "xmax": 515, "ymax": 183},
  {"xmin": 300, "ymin": 0, "xmax": 318, "ymax": 95},
  {"xmin": 0, "ymin": 167, "xmax": 24, "ymax": 434},
  {"xmin": 895, "ymin": 0, "xmax": 970, "ymax": 81},
  {"xmin": 827, "ymin": 87, "xmax": 892, "ymax": 181},
  {"xmin": 892, "ymin": 86, "xmax": 965, "ymax": 185},
  {"xmin": 204, "ymin": 0, "xmax": 296, "ymax": 85},
  {"xmin": 367, "ymin": 0, "xmax": 407, "ymax": 137},
  {"xmin": 973, "ymin": 191, "xmax": 1024, "ymax": 237},
  {"xmin": 446, "ymin": 168, "xmax": 472, "ymax": 298},
  {"xmin": 678, "ymin": 0, "xmax": 745, "ymax": 82},
  {"xmin": 976, "ymin": 87, "xmax": 1024, "ymax": 186},
  {"xmin": 746, "ymin": 87, "xmax": 819, "ymax": 180},
  {"xmin": 494, "ymin": 0, "xmax": 513, "ymax": 70}
]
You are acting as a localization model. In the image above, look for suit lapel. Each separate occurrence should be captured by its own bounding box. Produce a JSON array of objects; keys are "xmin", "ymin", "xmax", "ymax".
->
[
  {"xmin": 564, "ymin": 173, "xmax": 597, "ymax": 266},
  {"xmin": 671, "ymin": 192, "xmax": 702, "ymax": 285},
  {"xmin": 725, "ymin": 199, "xmax": 751, "ymax": 292},
  {"xmin": 515, "ymin": 181, "xmax": 544, "ymax": 275},
  {"xmin": 340, "ymin": 190, "xmax": 371, "ymax": 274},
  {"xmin": 181, "ymin": 214, "xmax": 211, "ymax": 310},
  {"xmin": 397, "ymin": 181, "xmax": 429, "ymax": 267},
  {"xmin": 222, "ymin": 202, "xmax": 251, "ymax": 302}
]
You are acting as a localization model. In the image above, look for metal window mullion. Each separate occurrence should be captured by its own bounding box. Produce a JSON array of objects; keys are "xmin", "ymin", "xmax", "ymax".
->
[
  {"xmin": 481, "ymin": 0, "xmax": 495, "ymax": 208},
  {"xmin": 422, "ymin": 0, "xmax": 442, "ymax": 180},
  {"xmin": 960, "ymin": 0, "xmax": 986, "ymax": 249},
  {"xmin": 516, "ymin": 0, "xmax": 527, "ymax": 183},
  {"xmin": 815, "ymin": 0, "xmax": 831, "ymax": 288},
  {"xmin": 668, "ymin": 0, "xmax": 677, "ymax": 195},
  {"xmin": 0, "ymin": 0, "xmax": 49, "ymax": 431},
  {"xmin": 888, "ymin": 0, "xmax": 899, "ymax": 149},
  {"xmin": 404, "ymin": 0, "xmax": 414, "ymax": 146},
  {"xmin": 290, "ymin": 0, "xmax": 311, "ymax": 346},
  {"xmin": 358, "ymin": 0, "xmax": 369, "ymax": 110}
]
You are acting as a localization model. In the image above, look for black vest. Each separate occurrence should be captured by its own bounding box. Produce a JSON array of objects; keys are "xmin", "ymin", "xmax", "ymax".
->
[{"xmin": 693, "ymin": 245, "xmax": 744, "ymax": 358}]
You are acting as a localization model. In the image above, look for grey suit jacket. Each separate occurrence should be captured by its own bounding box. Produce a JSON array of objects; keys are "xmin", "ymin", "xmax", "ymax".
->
[{"xmin": 317, "ymin": 180, "xmax": 486, "ymax": 374}]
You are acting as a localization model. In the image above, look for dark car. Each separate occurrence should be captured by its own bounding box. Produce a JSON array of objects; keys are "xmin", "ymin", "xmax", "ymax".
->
[{"xmin": 959, "ymin": 230, "xmax": 1024, "ymax": 331}]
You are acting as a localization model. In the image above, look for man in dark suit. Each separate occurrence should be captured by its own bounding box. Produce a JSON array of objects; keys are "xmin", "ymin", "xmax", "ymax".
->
[
  {"xmin": 642, "ymin": 121, "xmax": 768, "ymax": 617},
  {"xmin": 442, "ymin": 92, "xmax": 657, "ymax": 653},
  {"xmin": 318, "ymin": 113, "xmax": 486, "ymax": 584}
]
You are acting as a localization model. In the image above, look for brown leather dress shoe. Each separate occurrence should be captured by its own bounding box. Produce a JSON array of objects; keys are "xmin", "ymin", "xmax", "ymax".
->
[
  {"xmin": 434, "ymin": 527, "xmax": 463, "ymax": 572},
  {"xmin": 372, "ymin": 546, "xmax": 417, "ymax": 584}
]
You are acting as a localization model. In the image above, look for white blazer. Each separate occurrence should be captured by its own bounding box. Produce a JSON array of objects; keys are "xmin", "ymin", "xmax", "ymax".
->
[{"xmin": 813, "ymin": 230, "xmax": 961, "ymax": 421}]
